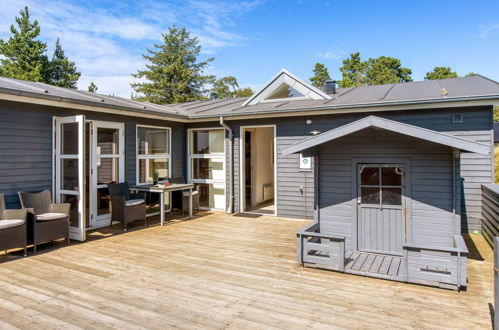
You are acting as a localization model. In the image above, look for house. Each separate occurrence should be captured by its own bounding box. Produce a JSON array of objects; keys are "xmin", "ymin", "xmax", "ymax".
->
[{"xmin": 0, "ymin": 69, "xmax": 498, "ymax": 289}]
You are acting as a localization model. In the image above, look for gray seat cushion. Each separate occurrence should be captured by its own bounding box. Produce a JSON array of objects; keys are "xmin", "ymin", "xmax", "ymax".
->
[
  {"xmin": 125, "ymin": 199, "xmax": 145, "ymax": 207},
  {"xmin": 36, "ymin": 212, "xmax": 67, "ymax": 221},
  {"xmin": 0, "ymin": 219, "xmax": 25, "ymax": 230}
]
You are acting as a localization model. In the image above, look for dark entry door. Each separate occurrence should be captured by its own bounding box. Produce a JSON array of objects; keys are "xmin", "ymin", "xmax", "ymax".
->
[{"xmin": 357, "ymin": 164, "xmax": 406, "ymax": 255}]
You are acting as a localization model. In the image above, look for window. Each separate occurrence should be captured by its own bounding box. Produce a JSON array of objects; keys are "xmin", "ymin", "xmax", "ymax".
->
[
  {"xmin": 136, "ymin": 126, "xmax": 171, "ymax": 184},
  {"xmin": 359, "ymin": 165, "xmax": 404, "ymax": 206},
  {"xmin": 265, "ymin": 83, "xmax": 305, "ymax": 100},
  {"xmin": 188, "ymin": 129, "xmax": 226, "ymax": 210},
  {"xmin": 453, "ymin": 113, "xmax": 463, "ymax": 123}
]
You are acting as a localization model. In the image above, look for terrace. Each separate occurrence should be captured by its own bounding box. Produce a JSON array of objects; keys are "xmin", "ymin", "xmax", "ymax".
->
[{"xmin": 0, "ymin": 212, "xmax": 494, "ymax": 329}]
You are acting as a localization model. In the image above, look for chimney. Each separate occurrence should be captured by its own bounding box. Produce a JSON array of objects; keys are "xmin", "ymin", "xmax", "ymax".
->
[{"xmin": 324, "ymin": 80, "xmax": 337, "ymax": 94}]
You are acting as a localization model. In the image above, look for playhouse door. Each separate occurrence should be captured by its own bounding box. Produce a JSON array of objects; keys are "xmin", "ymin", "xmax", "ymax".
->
[{"xmin": 357, "ymin": 164, "xmax": 405, "ymax": 255}]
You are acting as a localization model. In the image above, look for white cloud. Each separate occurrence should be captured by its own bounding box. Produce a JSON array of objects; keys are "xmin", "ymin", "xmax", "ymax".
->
[
  {"xmin": 478, "ymin": 23, "xmax": 499, "ymax": 38},
  {"xmin": 317, "ymin": 50, "xmax": 345, "ymax": 60},
  {"xmin": 0, "ymin": 0, "xmax": 264, "ymax": 97}
]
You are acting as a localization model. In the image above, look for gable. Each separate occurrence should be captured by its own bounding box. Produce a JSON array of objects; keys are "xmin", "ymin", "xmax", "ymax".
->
[{"xmin": 242, "ymin": 69, "xmax": 331, "ymax": 106}]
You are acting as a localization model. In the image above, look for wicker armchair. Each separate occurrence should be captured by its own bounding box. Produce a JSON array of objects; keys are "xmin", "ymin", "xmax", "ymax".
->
[
  {"xmin": 18, "ymin": 190, "xmax": 70, "ymax": 253},
  {"xmin": 107, "ymin": 182, "xmax": 146, "ymax": 231},
  {"xmin": 0, "ymin": 194, "xmax": 27, "ymax": 257}
]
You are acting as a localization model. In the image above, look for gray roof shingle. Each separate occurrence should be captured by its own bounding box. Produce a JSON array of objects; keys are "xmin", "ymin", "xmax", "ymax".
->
[{"xmin": 0, "ymin": 75, "xmax": 498, "ymax": 120}]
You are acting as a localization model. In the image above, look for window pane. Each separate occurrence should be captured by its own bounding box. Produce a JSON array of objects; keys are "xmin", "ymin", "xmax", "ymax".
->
[
  {"xmin": 61, "ymin": 194, "xmax": 79, "ymax": 227},
  {"xmin": 197, "ymin": 183, "xmax": 225, "ymax": 209},
  {"xmin": 137, "ymin": 127, "xmax": 169, "ymax": 155},
  {"xmin": 138, "ymin": 158, "xmax": 169, "ymax": 183},
  {"xmin": 61, "ymin": 159, "xmax": 78, "ymax": 190},
  {"xmin": 61, "ymin": 122, "xmax": 78, "ymax": 155},
  {"xmin": 361, "ymin": 187, "xmax": 380, "ymax": 204},
  {"xmin": 382, "ymin": 188, "xmax": 402, "ymax": 206},
  {"xmin": 97, "ymin": 187, "xmax": 111, "ymax": 216},
  {"xmin": 266, "ymin": 83, "xmax": 305, "ymax": 99},
  {"xmin": 191, "ymin": 158, "xmax": 224, "ymax": 180},
  {"xmin": 360, "ymin": 166, "xmax": 379, "ymax": 185},
  {"xmin": 97, "ymin": 128, "xmax": 118, "ymax": 155},
  {"xmin": 381, "ymin": 167, "xmax": 402, "ymax": 186},
  {"xmin": 190, "ymin": 130, "xmax": 224, "ymax": 154},
  {"xmin": 97, "ymin": 157, "xmax": 119, "ymax": 184}
]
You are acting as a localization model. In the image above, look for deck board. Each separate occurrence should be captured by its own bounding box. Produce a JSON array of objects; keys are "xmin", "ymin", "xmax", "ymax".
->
[{"xmin": 0, "ymin": 212, "xmax": 494, "ymax": 329}]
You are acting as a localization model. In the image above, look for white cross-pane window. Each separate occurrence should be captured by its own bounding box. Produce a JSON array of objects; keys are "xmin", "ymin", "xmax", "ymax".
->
[{"xmin": 136, "ymin": 125, "xmax": 171, "ymax": 184}]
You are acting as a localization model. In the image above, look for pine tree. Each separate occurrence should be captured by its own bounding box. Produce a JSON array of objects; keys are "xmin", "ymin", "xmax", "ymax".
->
[
  {"xmin": 309, "ymin": 63, "xmax": 331, "ymax": 89},
  {"xmin": 88, "ymin": 82, "xmax": 98, "ymax": 93},
  {"xmin": 235, "ymin": 87, "xmax": 253, "ymax": 97},
  {"xmin": 338, "ymin": 52, "xmax": 367, "ymax": 87},
  {"xmin": 131, "ymin": 25, "xmax": 214, "ymax": 104},
  {"xmin": 210, "ymin": 76, "xmax": 239, "ymax": 99},
  {"xmin": 47, "ymin": 39, "xmax": 80, "ymax": 88},
  {"xmin": 0, "ymin": 6, "xmax": 49, "ymax": 82},
  {"xmin": 425, "ymin": 66, "xmax": 458, "ymax": 80}
]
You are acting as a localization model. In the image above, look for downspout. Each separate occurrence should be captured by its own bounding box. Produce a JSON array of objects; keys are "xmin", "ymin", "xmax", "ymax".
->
[{"xmin": 220, "ymin": 116, "xmax": 233, "ymax": 213}]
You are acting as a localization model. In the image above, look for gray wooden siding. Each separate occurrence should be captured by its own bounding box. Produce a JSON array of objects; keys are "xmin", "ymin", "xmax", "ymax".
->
[
  {"xmin": 190, "ymin": 106, "xmax": 492, "ymax": 230},
  {"xmin": 318, "ymin": 128, "xmax": 456, "ymax": 252},
  {"xmin": 481, "ymin": 184, "xmax": 499, "ymax": 247},
  {"xmin": 0, "ymin": 101, "xmax": 184, "ymax": 208}
]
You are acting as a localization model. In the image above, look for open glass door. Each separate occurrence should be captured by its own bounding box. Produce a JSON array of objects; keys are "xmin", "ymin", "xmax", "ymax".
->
[
  {"xmin": 90, "ymin": 121, "xmax": 124, "ymax": 228},
  {"xmin": 54, "ymin": 116, "xmax": 86, "ymax": 241}
]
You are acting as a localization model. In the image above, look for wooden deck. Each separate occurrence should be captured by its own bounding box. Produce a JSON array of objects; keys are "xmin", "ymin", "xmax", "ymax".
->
[
  {"xmin": 345, "ymin": 251, "xmax": 405, "ymax": 281},
  {"xmin": 0, "ymin": 212, "xmax": 495, "ymax": 329}
]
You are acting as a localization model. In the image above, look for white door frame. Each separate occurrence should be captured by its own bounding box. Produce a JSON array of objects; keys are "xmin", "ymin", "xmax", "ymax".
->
[
  {"xmin": 53, "ymin": 115, "xmax": 86, "ymax": 241},
  {"xmin": 239, "ymin": 125, "xmax": 277, "ymax": 216},
  {"xmin": 89, "ymin": 120, "xmax": 125, "ymax": 229},
  {"xmin": 187, "ymin": 127, "xmax": 227, "ymax": 211}
]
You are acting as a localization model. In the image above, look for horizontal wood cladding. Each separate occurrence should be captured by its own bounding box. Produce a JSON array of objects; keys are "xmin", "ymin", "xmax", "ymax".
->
[
  {"xmin": 0, "ymin": 101, "xmax": 185, "ymax": 208},
  {"xmin": 481, "ymin": 184, "xmax": 499, "ymax": 247}
]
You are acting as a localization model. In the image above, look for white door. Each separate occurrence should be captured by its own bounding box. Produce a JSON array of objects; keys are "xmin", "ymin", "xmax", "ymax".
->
[
  {"xmin": 54, "ymin": 116, "xmax": 86, "ymax": 241},
  {"xmin": 90, "ymin": 121, "xmax": 125, "ymax": 228}
]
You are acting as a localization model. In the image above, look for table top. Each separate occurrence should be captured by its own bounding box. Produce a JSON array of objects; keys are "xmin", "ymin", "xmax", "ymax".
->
[{"xmin": 129, "ymin": 183, "xmax": 195, "ymax": 192}]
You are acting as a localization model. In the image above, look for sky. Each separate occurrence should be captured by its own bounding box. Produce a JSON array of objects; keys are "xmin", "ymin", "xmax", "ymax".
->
[{"xmin": 1, "ymin": 0, "xmax": 499, "ymax": 97}]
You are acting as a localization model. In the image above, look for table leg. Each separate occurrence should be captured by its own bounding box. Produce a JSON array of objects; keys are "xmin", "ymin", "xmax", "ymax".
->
[
  {"xmin": 189, "ymin": 188, "xmax": 193, "ymax": 219},
  {"xmin": 160, "ymin": 191, "xmax": 165, "ymax": 226}
]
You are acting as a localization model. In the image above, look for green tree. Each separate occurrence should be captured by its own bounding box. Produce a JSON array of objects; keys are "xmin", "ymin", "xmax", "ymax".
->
[
  {"xmin": 365, "ymin": 56, "xmax": 412, "ymax": 85},
  {"xmin": 494, "ymin": 105, "xmax": 499, "ymax": 122},
  {"xmin": 0, "ymin": 6, "xmax": 48, "ymax": 82},
  {"xmin": 210, "ymin": 76, "xmax": 239, "ymax": 99},
  {"xmin": 466, "ymin": 72, "xmax": 478, "ymax": 77},
  {"xmin": 131, "ymin": 25, "xmax": 214, "ymax": 104},
  {"xmin": 338, "ymin": 52, "xmax": 366, "ymax": 87},
  {"xmin": 47, "ymin": 38, "xmax": 80, "ymax": 88},
  {"xmin": 87, "ymin": 82, "xmax": 98, "ymax": 93},
  {"xmin": 235, "ymin": 87, "xmax": 253, "ymax": 97},
  {"xmin": 309, "ymin": 62, "xmax": 331, "ymax": 89},
  {"xmin": 425, "ymin": 66, "xmax": 458, "ymax": 80}
]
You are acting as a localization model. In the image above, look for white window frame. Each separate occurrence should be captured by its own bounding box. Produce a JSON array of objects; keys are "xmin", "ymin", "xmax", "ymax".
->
[
  {"xmin": 136, "ymin": 125, "xmax": 172, "ymax": 185},
  {"xmin": 187, "ymin": 128, "xmax": 226, "ymax": 211}
]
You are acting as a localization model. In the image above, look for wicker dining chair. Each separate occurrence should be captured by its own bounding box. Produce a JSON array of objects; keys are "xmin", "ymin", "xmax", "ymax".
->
[
  {"xmin": 18, "ymin": 190, "xmax": 70, "ymax": 253},
  {"xmin": 0, "ymin": 194, "xmax": 27, "ymax": 257},
  {"xmin": 107, "ymin": 182, "xmax": 146, "ymax": 231}
]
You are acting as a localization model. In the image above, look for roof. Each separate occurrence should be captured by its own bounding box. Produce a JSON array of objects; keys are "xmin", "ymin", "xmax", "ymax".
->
[
  {"xmin": 0, "ymin": 77, "xmax": 185, "ymax": 119},
  {"xmin": 0, "ymin": 74, "xmax": 499, "ymax": 121},
  {"xmin": 281, "ymin": 115, "xmax": 491, "ymax": 156}
]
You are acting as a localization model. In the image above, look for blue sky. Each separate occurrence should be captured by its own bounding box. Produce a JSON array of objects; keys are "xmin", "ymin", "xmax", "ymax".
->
[{"xmin": 1, "ymin": 0, "xmax": 499, "ymax": 97}]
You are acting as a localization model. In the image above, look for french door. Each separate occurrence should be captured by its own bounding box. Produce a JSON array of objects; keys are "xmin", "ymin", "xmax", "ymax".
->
[
  {"xmin": 89, "ymin": 121, "xmax": 124, "ymax": 228},
  {"xmin": 357, "ymin": 164, "xmax": 406, "ymax": 255},
  {"xmin": 54, "ymin": 116, "xmax": 86, "ymax": 241}
]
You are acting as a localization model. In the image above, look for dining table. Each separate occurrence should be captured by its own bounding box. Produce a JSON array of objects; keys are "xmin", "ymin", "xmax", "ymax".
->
[{"xmin": 129, "ymin": 183, "xmax": 195, "ymax": 225}]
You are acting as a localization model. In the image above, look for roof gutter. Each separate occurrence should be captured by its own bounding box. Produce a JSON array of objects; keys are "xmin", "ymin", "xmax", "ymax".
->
[{"xmin": 220, "ymin": 116, "xmax": 233, "ymax": 213}]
